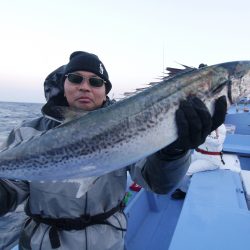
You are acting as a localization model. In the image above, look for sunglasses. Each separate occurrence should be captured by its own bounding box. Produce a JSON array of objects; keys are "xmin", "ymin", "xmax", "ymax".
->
[{"xmin": 65, "ymin": 73, "xmax": 106, "ymax": 87}]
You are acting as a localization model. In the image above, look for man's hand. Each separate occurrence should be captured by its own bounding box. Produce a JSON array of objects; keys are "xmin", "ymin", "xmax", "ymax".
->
[
  {"xmin": 162, "ymin": 96, "xmax": 227, "ymax": 155},
  {"xmin": 211, "ymin": 96, "xmax": 227, "ymax": 131}
]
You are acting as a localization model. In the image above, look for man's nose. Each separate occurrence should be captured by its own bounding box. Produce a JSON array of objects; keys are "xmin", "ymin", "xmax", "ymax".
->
[{"xmin": 78, "ymin": 79, "xmax": 91, "ymax": 90}]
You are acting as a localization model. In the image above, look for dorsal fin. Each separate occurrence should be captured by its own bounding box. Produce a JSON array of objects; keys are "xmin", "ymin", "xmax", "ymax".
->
[{"xmin": 119, "ymin": 63, "xmax": 205, "ymax": 99}]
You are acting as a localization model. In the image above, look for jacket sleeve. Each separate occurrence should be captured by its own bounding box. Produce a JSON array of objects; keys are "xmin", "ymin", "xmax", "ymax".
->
[
  {"xmin": 129, "ymin": 150, "xmax": 191, "ymax": 194},
  {"xmin": 0, "ymin": 180, "xmax": 29, "ymax": 216}
]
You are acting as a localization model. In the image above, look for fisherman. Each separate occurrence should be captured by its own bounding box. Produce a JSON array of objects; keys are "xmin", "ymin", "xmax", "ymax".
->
[
  {"xmin": 171, "ymin": 123, "xmax": 227, "ymax": 200},
  {"xmin": 0, "ymin": 51, "xmax": 227, "ymax": 250}
]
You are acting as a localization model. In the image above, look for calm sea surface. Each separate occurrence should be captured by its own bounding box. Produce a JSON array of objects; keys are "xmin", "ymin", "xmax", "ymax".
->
[{"xmin": 0, "ymin": 101, "xmax": 43, "ymax": 144}]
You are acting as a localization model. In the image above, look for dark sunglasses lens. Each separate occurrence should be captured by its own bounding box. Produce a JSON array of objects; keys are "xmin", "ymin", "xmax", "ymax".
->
[
  {"xmin": 67, "ymin": 74, "xmax": 83, "ymax": 84},
  {"xmin": 89, "ymin": 78, "xmax": 105, "ymax": 87}
]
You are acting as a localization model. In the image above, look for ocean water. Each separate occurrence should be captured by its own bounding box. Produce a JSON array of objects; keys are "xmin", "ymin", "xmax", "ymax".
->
[{"xmin": 0, "ymin": 101, "xmax": 43, "ymax": 144}]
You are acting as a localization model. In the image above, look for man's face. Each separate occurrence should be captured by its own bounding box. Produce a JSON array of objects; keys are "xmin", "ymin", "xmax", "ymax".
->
[{"xmin": 64, "ymin": 71, "xmax": 106, "ymax": 111}]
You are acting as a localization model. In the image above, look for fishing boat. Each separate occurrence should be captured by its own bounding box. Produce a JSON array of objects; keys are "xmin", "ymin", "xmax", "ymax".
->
[
  {"xmin": 8, "ymin": 99, "xmax": 250, "ymax": 249},
  {"xmin": 124, "ymin": 99, "xmax": 250, "ymax": 250}
]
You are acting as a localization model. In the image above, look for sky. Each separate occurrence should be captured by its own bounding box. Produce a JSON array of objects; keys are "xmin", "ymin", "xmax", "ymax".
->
[{"xmin": 0, "ymin": 0, "xmax": 250, "ymax": 103}]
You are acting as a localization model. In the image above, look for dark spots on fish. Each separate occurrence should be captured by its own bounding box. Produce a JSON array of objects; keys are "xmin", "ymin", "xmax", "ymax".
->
[
  {"xmin": 90, "ymin": 145, "xmax": 96, "ymax": 152},
  {"xmin": 115, "ymin": 138, "xmax": 124, "ymax": 143},
  {"xmin": 65, "ymin": 105, "xmax": 165, "ymax": 156},
  {"xmin": 1, "ymin": 166, "xmax": 7, "ymax": 171},
  {"xmin": 60, "ymin": 155, "xmax": 69, "ymax": 162},
  {"xmin": 148, "ymin": 119, "xmax": 156, "ymax": 124}
]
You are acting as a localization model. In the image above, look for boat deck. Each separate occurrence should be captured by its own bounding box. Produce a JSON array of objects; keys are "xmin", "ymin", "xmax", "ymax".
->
[
  {"xmin": 124, "ymin": 189, "xmax": 184, "ymax": 250},
  {"xmin": 125, "ymin": 168, "xmax": 250, "ymax": 250}
]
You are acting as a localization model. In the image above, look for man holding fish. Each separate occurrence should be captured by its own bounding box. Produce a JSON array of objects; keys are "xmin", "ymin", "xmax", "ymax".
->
[{"xmin": 0, "ymin": 51, "xmax": 227, "ymax": 250}]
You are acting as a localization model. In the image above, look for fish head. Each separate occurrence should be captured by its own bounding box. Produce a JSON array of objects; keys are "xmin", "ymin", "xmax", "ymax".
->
[{"xmin": 225, "ymin": 61, "xmax": 250, "ymax": 104}]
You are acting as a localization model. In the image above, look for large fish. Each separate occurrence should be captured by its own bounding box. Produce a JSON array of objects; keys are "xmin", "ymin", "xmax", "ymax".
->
[{"xmin": 1, "ymin": 61, "xmax": 250, "ymax": 181}]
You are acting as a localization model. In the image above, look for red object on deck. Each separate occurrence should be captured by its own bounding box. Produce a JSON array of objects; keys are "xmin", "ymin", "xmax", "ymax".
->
[{"xmin": 129, "ymin": 182, "xmax": 142, "ymax": 192}]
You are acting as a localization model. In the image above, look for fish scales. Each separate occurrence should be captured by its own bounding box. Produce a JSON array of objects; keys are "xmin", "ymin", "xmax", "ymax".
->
[{"xmin": 1, "ymin": 61, "xmax": 250, "ymax": 180}]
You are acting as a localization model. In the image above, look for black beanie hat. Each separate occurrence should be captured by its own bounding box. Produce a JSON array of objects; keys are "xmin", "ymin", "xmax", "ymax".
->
[{"xmin": 64, "ymin": 51, "xmax": 112, "ymax": 94}]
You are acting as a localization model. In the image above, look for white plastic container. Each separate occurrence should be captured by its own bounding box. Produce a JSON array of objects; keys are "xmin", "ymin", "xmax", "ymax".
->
[{"xmin": 224, "ymin": 124, "xmax": 236, "ymax": 134}]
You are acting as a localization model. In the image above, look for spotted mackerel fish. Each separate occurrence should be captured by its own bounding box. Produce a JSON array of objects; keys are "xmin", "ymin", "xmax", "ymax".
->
[{"xmin": 1, "ymin": 61, "xmax": 250, "ymax": 182}]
